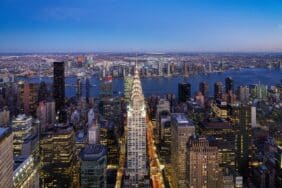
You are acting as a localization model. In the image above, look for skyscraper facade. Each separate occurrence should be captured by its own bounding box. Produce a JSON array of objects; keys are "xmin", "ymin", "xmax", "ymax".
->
[
  {"xmin": 76, "ymin": 78, "xmax": 82, "ymax": 99},
  {"xmin": 171, "ymin": 113, "xmax": 195, "ymax": 188},
  {"xmin": 38, "ymin": 81, "xmax": 48, "ymax": 103},
  {"xmin": 53, "ymin": 62, "xmax": 65, "ymax": 122},
  {"xmin": 225, "ymin": 77, "xmax": 234, "ymax": 94},
  {"xmin": 124, "ymin": 66, "xmax": 149, "ymax": 187},
  {"xmin": 178, "ymin": 82, "xmax": 191, "ymax": 103},
  {"xmin": 40, "ymin": 125, "xmax": 78, "ymax": 187},
  {"xmin": 18, "ymin": 82, "xmax": 39, "ymax": 115},
  {"xmin": 12, "ymin": 114, "xmax": 33, "ymax": 156},
  {"xmin": 187, "ymin": 137, "xmax": 221, "ymax": 188},
  {"xmin": 79, "ymin": 144, "xmax": 107, "ymax": 188},
  {"xmin": 85, "ymin": 78, "xmax": 90, "ymax": 103},
  {"xmin": 214, "ymin": 81, "xmax": 223, "ymax": 100},
  {"xmin": 199, "ymin": 81, "xmax": 209, "ymax": 99},
  {"xmin": 0, "ymin": 127, "xmax": 13, "ymax": 188}
]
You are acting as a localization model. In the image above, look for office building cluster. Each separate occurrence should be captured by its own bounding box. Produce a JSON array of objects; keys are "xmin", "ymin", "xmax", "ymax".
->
[{"xmin": 0, "ymin": 54, "xmax": 281, "ymax": 188}]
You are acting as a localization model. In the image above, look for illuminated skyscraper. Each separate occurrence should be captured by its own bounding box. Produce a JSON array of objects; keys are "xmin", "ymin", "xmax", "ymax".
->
[
  {"xmin": 124, "ymin": 75, "xmax": 133, "ymax": 104},
  {"xmin": 236, "ymin": 105, "xmax": 252, "ymax": 178},
  {"xmin": 99, "ymin": 75, "xmax": 114, "ymax": 120},
  {"xmin": 124, "ymin": 65, "xmax": 149, "ymax": 187},
  {"xmin": 53, "ymin": 62, "xmax": 65, "ymax": 123},
  {"xmin": 187, "ymin": 137, "xmax": 221, "ymax": 188},
  {"xmin": 40, "ymin": 125, "xmax": 78, "ymax": 187},
  {"xmin": 79, "ymin": 144, "xmax": 107, "ymax": 188},
  {"xmin": 251, "ymin": 105, "xmax": 257, "ymax": 128},
  {"xmin": 0, "ymin": 127, "xmax": 13, "ymax": 188},
  {"xmin": 12, "ymin": 114, "xmax": 33, "ymax": 156},
  {"xmin": 88, "ymin": 120, "xmax": 99, "ymax": 144},
  {"xmin": 13, "ymin": 155, "xmax": 39, "ymax": 188},
  {"xmin": 171, "ymin": 113, "xmax": 195, "ymax": 188}
]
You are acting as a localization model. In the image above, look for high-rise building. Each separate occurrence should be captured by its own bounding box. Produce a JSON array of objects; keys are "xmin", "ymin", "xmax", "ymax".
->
[
  {"xmin": 200, "ymin": 118, "xmax": 236, "ymax": 175},
  {"xmin": 0, "ymin": 107, "xmax": 10, "ymax": 127},
  {"xmin": 85, "ymin": 78, "xmax": 90, "ymax": 103},
  {"xmin": 195, "ymin": 91, "xmax": 205, "ymax": 107},
  {"xmin": 225, "ymin": 77, "xmax": 234, "ymax": 94},
  {"xmin": 199, "ymin": 81, "xmax": 209, "ymax": 99},
  {"xmin": 0, "ymin": 127, "xmax": 13, "ymax": 188},
  {"xmin": 167, "ymin": 63, "xmax": 171, "ymax": 76},
  {"xmin": 12, "ymin": 114, "xmax": 33, "ymax": 156},
  {"xmin": 99, "ymin": 75, "xmax": 116, "ymax": 126},
  {"xmin": 214, "ymin": 81, "xmax": 223, "ymax": 100},
  {"xmin": 158, "ymin": 61, "xmax": 163, "ymax": 76},
  {"xmin": 0, "ymin": 75, "xmax": 18, "ymax": 116},
  {"xmin": 124, "ymin": 75, "xmax": 133, "ymax": 104},
  {"xmin": 171, "ymin": 113, "xmax": 195, "ymax": 187},
  {"xmin": 88, "ymin": 120, "xmax": 99, "ymax": 144},
  {"xmin": 254, "ymin": 83, "xmax": 268, "ymax": 99},
  {"xmin": 178, "ymin": 82, "xmax": 191, "ymax": 103},
  {"xmin": 40, "ymin": 125, "xmax": 78, "ymax": 187},
  {"xmin": 53, "ymin": 62, "xmax": 65, "ymax": 122},
  {"xmin": 99, "ymin": 121, "xmax": 119, "ymax": 166},
  {"xmin": 124, "ymin": 65, "xmax": 149, "ymax": 187},
  {"xmin": 76, "ymin": 78, "xmax": 82, "ymax": 99},
  {"xmin": 236, "ymin": 105, "xmax": 252, "ymax": 178},
  {"xmin": 79, "ymin": 144, "xmax": 107, "ymax": 188},
  {"xmin": 13, "ymin": 155, "xmax": 39, "ymax": 188},
  {"xmin": 38, "ymin": 81, "xmax": 48, "ymax": 103},
  {"xmin": 100, "ymin": 75, "xmax": 113, "ymax": 99},
  {"xmin": 36, "ymin": 101, "xmax": 55, "ymax": 132},
  {"xmin": 156, "ymin": 99, "xmax": 170, "ymax": 144},
  {"xmin": 184, "ymin": 62, "xmax": 189, "ymax": 76},
  {"xmin": 238, "ymin": 86, "xmax": 250, "ymax": 103},
  {"xmin": 251, "ymin": 105, "xmax": 257, "ymax": 128},
  {"xmin": 187, "ymin": 137, "xmax": 222, "ymax": 188},
  {"xmin": 18, "ymin": 82, "xmax": 39, "ymax": 115},
  {"xmin": 159, "ymin": 114, "xmax": 171, "ymax": 164}
]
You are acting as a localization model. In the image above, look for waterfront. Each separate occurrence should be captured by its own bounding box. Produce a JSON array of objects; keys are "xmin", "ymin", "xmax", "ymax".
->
[{"xmin": 22, "ymin": 68, "xmax": 282, "ymax": 98}]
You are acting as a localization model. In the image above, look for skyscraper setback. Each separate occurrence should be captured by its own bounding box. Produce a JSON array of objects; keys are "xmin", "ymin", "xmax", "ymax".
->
[{"xmin": 124, "ymin": 65, "xmax": 149, "ymax": 187}]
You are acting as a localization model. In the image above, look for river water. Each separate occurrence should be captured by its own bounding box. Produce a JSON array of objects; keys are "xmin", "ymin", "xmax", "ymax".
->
[{"xmin": 22, "ymin": 68, "xmax": 281, "ymax": 98}]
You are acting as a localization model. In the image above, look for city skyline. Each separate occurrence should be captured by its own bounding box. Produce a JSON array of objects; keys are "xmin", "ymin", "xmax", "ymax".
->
[
  {"xmin": 1, "ymin": 0, "xmax": 282, "ymax": 53},
  {"xmin": 0, "ymin": 1, "xmax": 282, "ymax": 187}
]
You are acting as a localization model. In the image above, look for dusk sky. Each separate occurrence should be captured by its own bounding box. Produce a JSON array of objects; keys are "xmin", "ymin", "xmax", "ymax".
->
[{"xmin": 1, "ymin": 0, "xmax": 282, "ymax": 53}]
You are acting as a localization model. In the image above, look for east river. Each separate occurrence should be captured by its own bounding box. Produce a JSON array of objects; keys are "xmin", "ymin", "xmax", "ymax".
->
[{"xmin": 21, "ymin": 68, "xmax": 281, "ymax": 98}]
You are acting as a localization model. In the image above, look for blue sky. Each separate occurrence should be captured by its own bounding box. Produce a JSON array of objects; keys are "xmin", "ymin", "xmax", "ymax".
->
[{"xmin": 0, "ymin": 0, "xmax": 282, "ymax": 52}]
